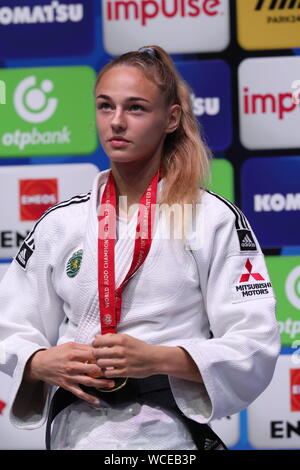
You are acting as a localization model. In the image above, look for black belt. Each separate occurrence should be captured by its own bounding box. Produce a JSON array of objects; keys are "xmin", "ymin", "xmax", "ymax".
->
[{"xmin": 46, "ymin": 375, "xmax": 227, "ymax": 451}]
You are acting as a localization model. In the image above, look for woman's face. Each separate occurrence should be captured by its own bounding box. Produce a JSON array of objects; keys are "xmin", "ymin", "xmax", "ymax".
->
[{"xmin": 95, "ymin": 65, "xmax": 179, "ymax": 166}]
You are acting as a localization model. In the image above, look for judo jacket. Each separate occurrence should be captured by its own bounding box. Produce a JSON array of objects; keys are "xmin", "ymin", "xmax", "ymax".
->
[{"xmin": 0, "ymin": 170, "xmax": 281, "ymax": 449}]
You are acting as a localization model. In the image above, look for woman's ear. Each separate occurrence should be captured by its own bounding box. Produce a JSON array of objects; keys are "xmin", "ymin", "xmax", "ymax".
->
[{"xmin": 165, "ymin": 104, "xmax": 181, "ymax": 134}]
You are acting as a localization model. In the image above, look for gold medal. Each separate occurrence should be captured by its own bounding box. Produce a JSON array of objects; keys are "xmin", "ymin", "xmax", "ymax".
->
[
  {"xmin": 96, "ymin": 376, "xmax": 128, "ymax": 393},
  {"xmin": 85, "ymin": 359, "xmax": 127, "ymax": 392}
]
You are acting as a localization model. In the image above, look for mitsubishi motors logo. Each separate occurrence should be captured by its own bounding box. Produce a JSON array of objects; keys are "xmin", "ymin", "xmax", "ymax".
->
[
  {"xmin": 239, "ymin": 258, "xmax": 265, "ymax": 282},
  {"xmin": 231, "ymin": 256, "xmax": 273, "ymax": 302}
]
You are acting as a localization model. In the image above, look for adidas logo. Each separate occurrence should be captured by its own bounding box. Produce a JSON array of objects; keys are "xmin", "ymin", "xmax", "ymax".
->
[
  {"xmin": 241, "ymin": 234, "xmax": 256, "ymax": 248},
  {"xmin": 18, "ymin": 248, "xmax": 27, "ymax": 263},
  {"xmin": 15, "ymin": 242, "xmax": 34, "ymax": 269}
]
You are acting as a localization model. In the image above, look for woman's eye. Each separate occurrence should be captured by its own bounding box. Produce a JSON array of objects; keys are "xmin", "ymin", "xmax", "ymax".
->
[
  {"xmin": 97, "ymin": 102, "xmax": 111, "ymax": 110},
  {"xmin": 130, "ymin": 104, "xmax": 143, "ymax": 111},
  {"xmin": 96, "ymin": 103, "xmax": 144, "ymax": 112}
]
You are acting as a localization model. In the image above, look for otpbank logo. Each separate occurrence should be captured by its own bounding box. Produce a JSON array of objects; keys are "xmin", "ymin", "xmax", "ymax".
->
[
  {"xmin": 0, "ymin": 1, "xmax": 94, "ymax": 59},
  {"xmin": 176, "ymin": 60, "xmax": 232, "ymax": 151},
  {"xmin": 237, "ymin": 0, "xmax": 300, "ymax": 50},
  {"xmin": 102, "ymin": 0, "xmax": 230, "ymax": 55},
  {"xmin": 265, "ymin": 256, "xmax": 300, "ymax": 347},
  {"xmin": 0, "ymin": 67, "xmax": 97, "ymax": 157},
  {"xmin": 241, "ymin": 157, "xmax": 300, "ymax": 247},
  {"xmin": 238, "ymin": 57, "xmax": 300, "ymax": 150}
]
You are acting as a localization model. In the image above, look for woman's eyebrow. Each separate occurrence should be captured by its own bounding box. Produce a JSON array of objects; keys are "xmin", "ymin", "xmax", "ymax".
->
[{"xmin": 96, "ymin": 93, "xmax": 150, "ymax": 103}]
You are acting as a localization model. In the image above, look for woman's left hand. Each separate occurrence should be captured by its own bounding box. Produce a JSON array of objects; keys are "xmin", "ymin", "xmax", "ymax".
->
[{"xmin": 92, "ymin": 333, "xmax": 158, "ymax": 379}]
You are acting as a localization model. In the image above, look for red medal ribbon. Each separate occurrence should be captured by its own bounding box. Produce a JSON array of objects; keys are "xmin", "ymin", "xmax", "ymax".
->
[{"xmin": 98, "ymin": 168, "xmax": 160, "ymax": 335}]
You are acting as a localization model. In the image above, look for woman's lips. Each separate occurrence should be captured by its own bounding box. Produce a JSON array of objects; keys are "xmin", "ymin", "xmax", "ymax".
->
[{"xmin": 109, "ymin": 139, "xmax": 130, "ymax": 148}]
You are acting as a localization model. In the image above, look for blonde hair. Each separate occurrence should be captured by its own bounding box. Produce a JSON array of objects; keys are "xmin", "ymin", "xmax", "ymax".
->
[{"xmin": 95, "ymin": 45, "xmax": 212, "ymax": 208}]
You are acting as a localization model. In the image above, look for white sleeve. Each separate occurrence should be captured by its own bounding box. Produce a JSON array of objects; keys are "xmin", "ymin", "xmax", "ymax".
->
[
  {"xmin": 0, "ymin": 223, "xmax": 65, "ymax": 429},
  {"xmin": 168, "ymin": 206, "xmax": 281, "ymax": 423}
]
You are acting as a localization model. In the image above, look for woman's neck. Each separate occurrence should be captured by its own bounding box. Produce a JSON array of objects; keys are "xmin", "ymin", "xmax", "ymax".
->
[{"xmin": 110, "ymin": 157, "xmax": 161, "ymax": 208}]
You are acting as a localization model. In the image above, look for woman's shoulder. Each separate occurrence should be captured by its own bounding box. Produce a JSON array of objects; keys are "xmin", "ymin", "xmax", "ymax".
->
[
  {"xmin": 186, "ymin": 189, "xmax": 259, "ymax": 254},
  {"xmin": 27, "ymin": 190, "xmax": 92, "ymax": 246},
  {"xmin": 38, "ymin": 170, "xmax": 107, "ymax": 231},
  {"xmin": 198, "ymin": 188, "xmax": 245, "ymax": 224},
  {"xmin": 14, "ymin": 190, "xmax": 92, "ymax": 270},
  {"xmin": 39, "ymin": 190, "xmax": 91, "ymax": 226}
]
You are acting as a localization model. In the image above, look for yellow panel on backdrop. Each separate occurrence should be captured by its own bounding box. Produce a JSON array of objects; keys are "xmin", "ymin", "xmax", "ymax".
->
[{"xmin": 237, "ymin": 0, "xmax": 300, "ymax": 50}]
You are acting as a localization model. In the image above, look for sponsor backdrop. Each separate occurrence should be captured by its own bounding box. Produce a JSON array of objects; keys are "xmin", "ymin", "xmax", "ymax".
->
[{"xmin": 0, "ymin": 0, "xmax": 299, "ymax": 450}]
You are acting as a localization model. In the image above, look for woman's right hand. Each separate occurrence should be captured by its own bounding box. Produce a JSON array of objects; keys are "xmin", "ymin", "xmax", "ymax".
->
[{"xmin": 23, "ymin": 342, "xmax": 115, "ymax": 405}]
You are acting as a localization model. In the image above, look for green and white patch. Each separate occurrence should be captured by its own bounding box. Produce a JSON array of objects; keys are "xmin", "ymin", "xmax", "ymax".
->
[{"xmin": 66, "ymin": 249, "xmax": 83, "ymax": 278}]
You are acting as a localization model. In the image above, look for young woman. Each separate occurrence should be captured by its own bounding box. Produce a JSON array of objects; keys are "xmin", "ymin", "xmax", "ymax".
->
[{"xmin": 0, "ymin": 46, "xmax": 280, "ymax": 450}]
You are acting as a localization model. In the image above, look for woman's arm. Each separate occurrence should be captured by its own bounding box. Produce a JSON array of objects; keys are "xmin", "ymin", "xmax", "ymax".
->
[
  {"xmin": 166, "ymin": 202, "xmax": 281, "ymax": 423},
  {"xmin": 23, "ymin": 343, "xmax": 119, "ymax": 404},
  {"xmin": 91, "ymin": 333, "xmax": 203, "ymax": 383}
]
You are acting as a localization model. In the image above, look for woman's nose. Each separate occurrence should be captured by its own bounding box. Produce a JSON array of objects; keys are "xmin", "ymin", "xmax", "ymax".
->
[{"xmin": 111, "ymin": 108, "xmax": 126, "ymax": 130}]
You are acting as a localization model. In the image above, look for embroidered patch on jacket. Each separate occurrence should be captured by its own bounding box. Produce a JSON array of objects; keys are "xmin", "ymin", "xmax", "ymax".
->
[
  {"xmin": 237, "ymin": 229, "xmax": 257, "ymax": 252},
  {"xmin": 15, "ymin": 241, "xmax": 34, "ymax": 269},
  {"xmin": 229, "ymin": 255, "xmax": 274, "ymax": 303},
  {"xmin": 66, "ymin": 250, "xmax": 83, "ymax": 278},
  {"xmin": 205, "ymin": 191, "xmax": 258, "ymax": 253}
]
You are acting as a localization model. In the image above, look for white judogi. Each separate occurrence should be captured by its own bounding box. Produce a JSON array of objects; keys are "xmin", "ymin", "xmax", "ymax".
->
[{"xmin": 0, "ymin": 170, "xmax": 280, "ymax": 449}]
